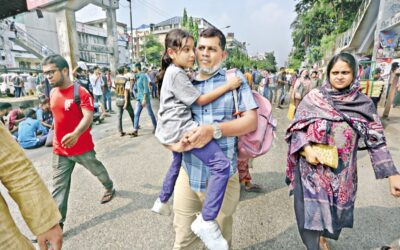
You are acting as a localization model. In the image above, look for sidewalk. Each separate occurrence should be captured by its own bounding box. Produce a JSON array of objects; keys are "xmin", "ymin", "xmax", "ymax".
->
[{"xmin": 0, "ymin": 95, "xmax": 39, "ymax": 108}]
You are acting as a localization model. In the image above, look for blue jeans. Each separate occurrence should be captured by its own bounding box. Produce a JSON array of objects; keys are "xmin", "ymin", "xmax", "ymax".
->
[
  {"xmin": 159, "ymin": 140, "xmax": 230, "ymax": 221},
  {"xmin": 151, "ymin": 82, "xmax": 157, "ymax": 98},
  {"xmin": 14, "ymin": 87, "xmax": 22, "ymax": 98},
  {"xmin": 263, "ymin": 86, "xmax": 270, "ymax": 100},
  {"xmin": 103, "ymin": 90, "xmax": 112, "ymax": 111},
  {"xmin": 133, "ymin": 99, "xmax": 157, "ymax": 130},
  {"xmin": 131, "ymin": 84, "xmax": 137, "ymax": 99}
]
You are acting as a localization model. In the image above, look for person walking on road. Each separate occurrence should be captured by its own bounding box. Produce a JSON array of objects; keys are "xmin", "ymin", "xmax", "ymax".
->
[
  {"xmin": 285, "ymin": 52, "xmax": 400, "ymax": 250},
  {"xmin": 102, "ymin": 67, "xmax": 114, "ymax": 114},
  {"xmin": 132, "ymin": 63, "xmax": 157, "ymax": 136},
  {"xmin": 276, "ymin": 67, "xmax": 288, "ymax": 109},
  {"xmin": 171, "ymin": 28, "xmax": 258, "ymax": 250},
  {"xmin": 152, "ymin": 28, "xmax": 243, "ymax": 250},
  {"xmin": 42, "ymin": 54, "xmax": 115, "ymax": 230},
  {"xmin": 114, "ymin": 66, "xmax": 136, "ymax": 137}
]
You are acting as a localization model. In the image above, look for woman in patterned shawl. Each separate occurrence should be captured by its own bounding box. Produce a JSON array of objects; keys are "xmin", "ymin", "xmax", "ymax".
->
[{"xmin": 285, "ymin": 53, "xmax": 400, "ymax": 250}]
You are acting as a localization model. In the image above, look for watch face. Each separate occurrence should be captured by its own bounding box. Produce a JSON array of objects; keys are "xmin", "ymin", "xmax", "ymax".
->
[{"xmin": 213, "ymin": 124, "xmax": 222, "ymax": 139}]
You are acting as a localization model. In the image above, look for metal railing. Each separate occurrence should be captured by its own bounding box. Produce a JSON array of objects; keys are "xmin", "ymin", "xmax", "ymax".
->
[
  {"xmin": 0, "ymin": 22, "xmax": 55, "ymax": 58},
  {"xmin": 334, "ymin": 0, "xmax": 372, "ymax": 52}
]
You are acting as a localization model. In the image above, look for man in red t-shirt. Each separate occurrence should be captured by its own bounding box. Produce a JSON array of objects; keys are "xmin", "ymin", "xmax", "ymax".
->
[{"xmin": 42, "ymin": 54, "xmax": 115, "ymax": 230}]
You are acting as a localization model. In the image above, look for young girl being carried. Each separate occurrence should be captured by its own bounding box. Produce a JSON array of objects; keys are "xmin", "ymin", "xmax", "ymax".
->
[{"xmin": 152, "ymin": 29, "xmax": 241, "ymax": 249}]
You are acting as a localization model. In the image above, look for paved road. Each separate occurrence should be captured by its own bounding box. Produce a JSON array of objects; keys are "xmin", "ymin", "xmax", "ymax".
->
[{"xmin": 3, "ymin": 99, "xmax": 400, "ymax": 250}]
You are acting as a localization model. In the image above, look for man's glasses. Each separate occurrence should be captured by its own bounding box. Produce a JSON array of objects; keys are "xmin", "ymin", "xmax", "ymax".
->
[{"xmin": 43, "ymin": 69, "xmax": 58, "ymax": 77}]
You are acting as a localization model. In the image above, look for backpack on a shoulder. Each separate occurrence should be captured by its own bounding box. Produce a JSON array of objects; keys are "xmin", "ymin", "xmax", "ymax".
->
[
  {"xmin": 73, "ymin": 83, "xmax": 101, "ymax": 125},
  {"xmin": 227, "ymin": 69, "xmax": 277, "ymax": 161}
]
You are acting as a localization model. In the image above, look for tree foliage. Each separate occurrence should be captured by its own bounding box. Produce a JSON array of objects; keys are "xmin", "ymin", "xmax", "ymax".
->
[
  {"xmin": 142, "ymin": 34, "xmax": 163, "ymax": 66},
  {"xmin": 288, "ymin": 0, "xmax": 363, "ymax": 68},
  {"xmin": 181, "ymin": 9, "xmax": 199, "ymax": 44},
  {"xmin": 225, "ymin": 48, "xmax": 277, "ymax": 72},
  {"xmin": 182, "ymin": 8, "xmax": 188, "ymax": 27}
]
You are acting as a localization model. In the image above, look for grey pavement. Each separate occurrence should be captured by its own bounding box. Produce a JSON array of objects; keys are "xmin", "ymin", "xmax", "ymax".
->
[{"xmin": 2, "ymin": 98, "xmax": 400, "ymax": 250}]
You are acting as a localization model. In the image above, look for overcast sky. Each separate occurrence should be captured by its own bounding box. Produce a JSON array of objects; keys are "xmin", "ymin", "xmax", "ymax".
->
[{"xmin": 75, "ymin": 0, "xmax": 297, "ymax": 66}]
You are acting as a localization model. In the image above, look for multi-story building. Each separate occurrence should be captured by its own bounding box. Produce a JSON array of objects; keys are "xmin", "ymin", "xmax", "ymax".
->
[
  {"xmin": 77, "ymin": 19, "xmax": 129, "ymax": 67},
  {"xmin": 81, "ymin": 18, "xmax": 130, "ymax": 66},
  {"xmin": 129, "ymin": 24, "xmax": 152, "ymax": 61},
  {"xmin": 226, "ymin": 32, "xmax": 247, "ymax": 55},
  {"xmin": 152, "ymin": 16, "xmax": 215, "ymax": 45},
  {"xmin": 129, "ymin": 16, "xmax": 227, "ymax": 63}
]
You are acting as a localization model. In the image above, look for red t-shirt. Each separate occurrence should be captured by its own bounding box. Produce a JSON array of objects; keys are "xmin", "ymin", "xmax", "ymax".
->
[{"xmin": 50, "ymin": 84, "xmax": 94, "ymax": 156}]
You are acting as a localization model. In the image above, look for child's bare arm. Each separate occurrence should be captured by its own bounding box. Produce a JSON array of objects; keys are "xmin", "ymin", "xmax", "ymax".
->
[{"xmin": 195, "ymin": 76, "xmax": 242, "ymax": 106}]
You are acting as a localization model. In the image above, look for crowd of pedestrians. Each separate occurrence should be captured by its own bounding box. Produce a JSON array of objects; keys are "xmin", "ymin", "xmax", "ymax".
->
[{"xmin": 1, "ymin": 27, "xmax": 400, "ymax": 250}]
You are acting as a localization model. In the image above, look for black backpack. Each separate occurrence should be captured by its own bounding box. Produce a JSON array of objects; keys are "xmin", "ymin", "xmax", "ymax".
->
[{"xmin": 73, "ymin": 83, "xmax": 100, "ymax": 124}]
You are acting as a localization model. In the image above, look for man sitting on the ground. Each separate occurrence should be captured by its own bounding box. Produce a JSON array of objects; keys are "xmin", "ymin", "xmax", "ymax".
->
[
  {"xmin": 18, "ymin": 108, "xmax": 48, "ymax": 149},
  {"xmin": 0, "ymin": 102, "xmax": 12, "ymax": 125},
  {"xmin": 8, "ymin": 104, "xmax": 27, "ymax": 137},
  {"xmin": 36, "ymin": 98, "xmax": 53, "ymax": 131}
]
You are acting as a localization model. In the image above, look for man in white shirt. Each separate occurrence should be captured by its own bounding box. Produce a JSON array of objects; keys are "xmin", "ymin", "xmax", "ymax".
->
[{"xmin": 89, "ymin": 66, "xmax": 104, "ymax": 104}]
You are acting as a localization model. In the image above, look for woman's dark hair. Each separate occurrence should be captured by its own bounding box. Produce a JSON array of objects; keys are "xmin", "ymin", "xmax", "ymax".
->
[
  {"xmin": 42, "ymin": 54, "xmax": 69, "ymax": 72},
  {"xmin": 326, "ymin": 52, "xmax": 357, "ymax": 83},
  {"xmin": 160, "ymin": 29, "xmax": 193, "ymax": 81},
  {"xmin": 199, "ymin": 28, "xmax": 226, "ymax": 50},
  {"xmin": 391, "ymin": 62, "xmax": 399, "ymax": 72}
]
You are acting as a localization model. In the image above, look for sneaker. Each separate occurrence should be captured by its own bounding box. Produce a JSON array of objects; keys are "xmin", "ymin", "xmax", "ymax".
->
[
  {"xmin": 151, "ymin": 198, "xmax": 171, "ymax": 216},
  {"xmin": 191, "ymin": 213, "xmax": 228, "ymax": 250}
]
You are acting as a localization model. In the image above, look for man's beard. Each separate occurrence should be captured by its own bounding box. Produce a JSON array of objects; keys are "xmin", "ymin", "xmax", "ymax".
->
[
  {"xmin": 198, "ymin": 63, "xmax": 222, "ymax": 76},
  {"xmin": 51, "ymin": 74, "xmax": 64, "ymax": 87}
]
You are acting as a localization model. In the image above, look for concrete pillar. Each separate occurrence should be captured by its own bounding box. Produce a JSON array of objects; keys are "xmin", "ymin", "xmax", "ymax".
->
[
  {"xmin": 54, "ymin": 8, "xmax": 80, "ymax": 75},
  {"xmin": 106, "ymin": 7, "xmax": 118, "ymax": 78}
]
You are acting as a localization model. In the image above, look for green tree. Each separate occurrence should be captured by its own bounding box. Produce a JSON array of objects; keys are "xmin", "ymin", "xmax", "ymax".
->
[
  {"xmin": 224, "ymin": 47, "xmax": 277, "ymax": 72},
  {"xmin": 180, "ymin": 9, "xmax": 199, "ymax": 44},
  {"xmin": 142, "ymin": 34, "xmax": 163, "ymax": 66},
  {"xmin": 193, "ymin": 19, "xmax": 199, "ymax": 43},
  {"xmin": 288, "ymin": 0, "xmax": 363, "ymax": 68},
  {"xmin": 181, "ymin": 8, "xmax": 188, "ymax": 28},
  {"xmin": 189, "ymin": 16, "xmax": 194, "ymax": 31}
]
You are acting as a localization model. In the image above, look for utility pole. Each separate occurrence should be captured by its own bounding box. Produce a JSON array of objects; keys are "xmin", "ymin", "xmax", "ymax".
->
[{"xmin": 127, "ymin": 0, "xmax": 134, "ymax": 64}]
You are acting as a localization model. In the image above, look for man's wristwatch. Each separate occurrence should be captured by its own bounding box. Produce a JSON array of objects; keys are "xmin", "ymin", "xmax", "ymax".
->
[{"xmin": 211, "ymin": 123, "xmax": 222, "ymax": 139}]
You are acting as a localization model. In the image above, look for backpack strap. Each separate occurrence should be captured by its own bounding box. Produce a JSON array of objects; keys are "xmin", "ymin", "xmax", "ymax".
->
[
  {"xmin": 73, "ymin": 83, "xmax": 81, "ymax": 110},
  {"xmin": 226, "ymin": 68, "xmax": 241, "ymax": 118}
]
